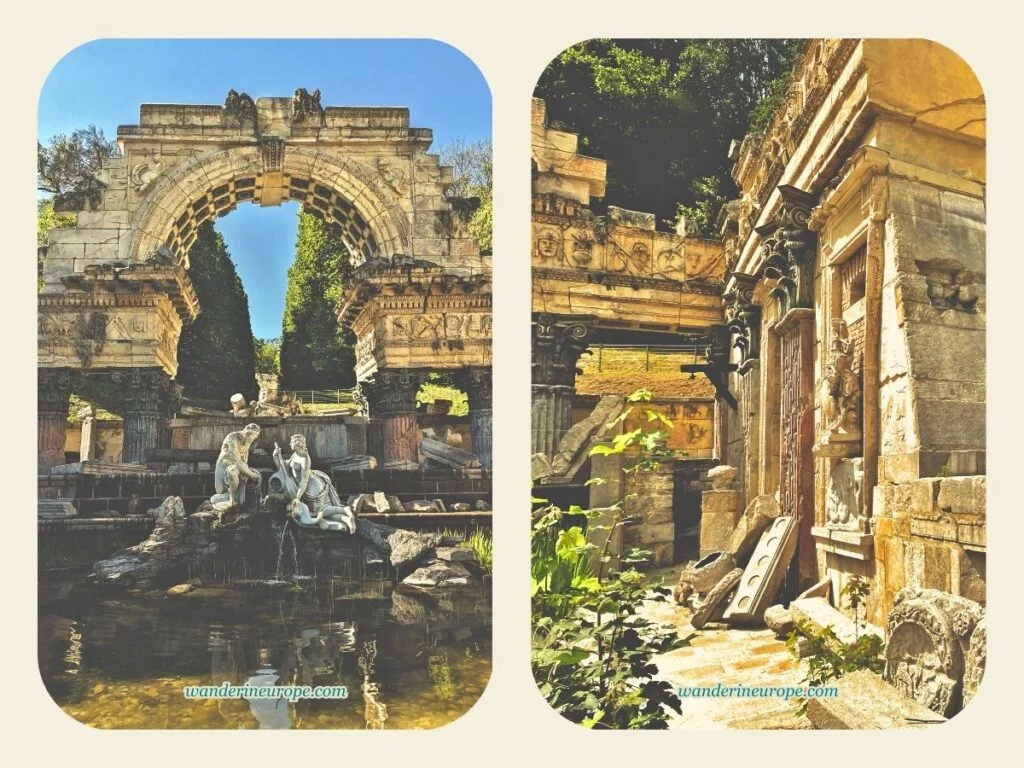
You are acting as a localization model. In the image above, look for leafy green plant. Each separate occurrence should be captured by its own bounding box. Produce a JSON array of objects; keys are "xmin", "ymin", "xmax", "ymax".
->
[
  {"xmin": 531, "ymin": 389, "xmax": 687, "ymax": 729},
  {"xmin": 785, "ymin": 576, "xmax": 884, "ymax": 714}
]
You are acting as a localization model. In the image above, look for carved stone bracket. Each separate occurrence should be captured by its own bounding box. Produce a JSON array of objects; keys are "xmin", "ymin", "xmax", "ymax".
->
[
  {"xmin": 756, "ymin": 185, "xmax": 818, "ymax": 315},
  {"xmin": 532, "ymin": 313, "xmax": 593, "ymax": 387},
  {"xmin": 724, "ymin": 273, "xmax": 762, "ymax": 374},
  {"xmin": 680, "ymin": 324, "xmax": 739, "ymax": 410}
]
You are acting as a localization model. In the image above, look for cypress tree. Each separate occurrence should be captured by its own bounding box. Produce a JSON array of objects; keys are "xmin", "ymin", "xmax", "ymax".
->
[
  {"xmin": 176, "ymin": 221, "xmax": 257, "ymax": 404},
  {"xmin": 279, "ymin": 208, "xmax": 356, "ymax": 390}
]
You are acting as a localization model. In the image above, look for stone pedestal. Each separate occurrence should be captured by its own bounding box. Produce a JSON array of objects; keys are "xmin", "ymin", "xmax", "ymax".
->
[
  {"xmin": 531, "ymin": 315, "xmax": 591, "ymax": 456},
  {"xmin": 774, "ymin": 308, "xmax": 817, "ymax": 590},
  {"xmin": 700, "ymin": 489, "xmax": 743, "ymax": 557},
  {"xmin": 458, "ymin": 367, "xmax": 492, "ymax": 469},
  {"xmin": 38, "ymin": 368, "xmax": 72, "ymax": 473}
]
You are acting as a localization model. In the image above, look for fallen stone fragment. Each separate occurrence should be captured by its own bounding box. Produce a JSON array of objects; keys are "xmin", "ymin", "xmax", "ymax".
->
[
  {"xmin": 764, "ymin": 604, "xmax": 795, "ymax": 637},
  {"xmin": 691, "ymin": 568, "xmax": 743, "ymax": 630},
  {"xmin": 726, "ymin": 494, "xmax": 781, "ymax": 564}
]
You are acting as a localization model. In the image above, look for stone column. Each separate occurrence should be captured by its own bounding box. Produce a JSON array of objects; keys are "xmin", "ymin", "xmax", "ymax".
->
[
  {"xmin": 362, "ymin": 370, "xmax": 424, "ymax": 467},
  {"xmin": 38, "ymin": 368, "xmax": 72, "ymax": 473},
  {"xmin": 79, "ymin": 405, "xmax": 98, "ymax": 461},
  {"xmin": 531, "ymin": 314, "xmax": 592, "ymax": 456},
  {"xmin": 458, "ymin": 367, "xmax": 492, "ymax": 469},
  {"xmin": 111, "ymin": 368, "xmax": 175, "ymax": 466}
]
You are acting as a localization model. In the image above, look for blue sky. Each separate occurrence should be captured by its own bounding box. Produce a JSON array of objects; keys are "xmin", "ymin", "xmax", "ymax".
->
[{"xmin": 38, "ymin": 38, "xmax": 491, "ymax": 338}]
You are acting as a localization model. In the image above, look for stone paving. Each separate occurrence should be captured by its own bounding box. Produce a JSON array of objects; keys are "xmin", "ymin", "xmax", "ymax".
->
[{"xmin": 641, "ymin": 566, "xmax": 813, "ymax": 729}]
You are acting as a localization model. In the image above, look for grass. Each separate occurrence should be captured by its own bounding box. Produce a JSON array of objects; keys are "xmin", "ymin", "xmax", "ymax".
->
[
  {"xmin": 416, "ymin": 383, "xmax": 468, "ymax": 416},
  {"xmin": 439, "ymin": 526, "xmax": 493, "ymax": 574}
]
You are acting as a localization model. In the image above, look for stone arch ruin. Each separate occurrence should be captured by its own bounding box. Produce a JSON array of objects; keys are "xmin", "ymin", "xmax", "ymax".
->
[{"xmin": 38, "ymin": 91, "xmax": 492, "ymax": 470}]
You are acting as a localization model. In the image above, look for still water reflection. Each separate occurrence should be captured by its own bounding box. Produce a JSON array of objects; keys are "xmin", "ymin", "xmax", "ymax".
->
[{"xmin": 39, "ymin": 577, "xmax": 491, "ymax": 729}]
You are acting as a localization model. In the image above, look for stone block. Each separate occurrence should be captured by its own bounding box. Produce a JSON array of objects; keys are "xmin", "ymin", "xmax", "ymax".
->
[
  {"xmin": 700, "ymin": 490, "xmax": 742, "ymax": 557},
  {"xmin": 873, "ymin": 478, "xmax": 939, "ymax": 519},
  {"xmin": 805, "ymin": 670, "xmax": 946, "ymax": 729},
  {"xmin": 707, "ymin": 464, "xmax": 738, "ymax": 490},
  {"xmin": 936, "ymin": 475, "xmax": 985, "ymax": 517}
]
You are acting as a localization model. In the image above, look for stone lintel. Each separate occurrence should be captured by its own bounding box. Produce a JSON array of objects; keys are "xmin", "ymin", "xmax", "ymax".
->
[{"xmin": 811, "ymin": 525, "xmax": 874, "ymax": 561}]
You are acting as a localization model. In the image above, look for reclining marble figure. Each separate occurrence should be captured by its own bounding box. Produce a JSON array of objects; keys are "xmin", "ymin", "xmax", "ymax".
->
[{"xmin": 269, "ymin": 434, "xmax": 356, "ymax": 533}]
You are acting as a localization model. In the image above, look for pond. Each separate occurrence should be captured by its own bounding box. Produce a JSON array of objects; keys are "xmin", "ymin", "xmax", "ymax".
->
[{"xmin": 38, "ymin": 575, "xmax": 491, "ymax": 729}]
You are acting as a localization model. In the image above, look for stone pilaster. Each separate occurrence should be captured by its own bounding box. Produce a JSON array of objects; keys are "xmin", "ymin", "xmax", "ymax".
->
[
  {"xmin": 457, "ymin": 367, "xmax": 492, "ymax": 469},
  {"xmin": 531, "ymin": 314, "xmax": 592, "ymax": 456},
  {"xmin": 361, "ymin": 370, "xmax": 425, "ymax": 467},
  {"xmin": 38, "ymin": 368, "xmax": 72, "ymax": 473},
  {"xmin": 110, "ymin": 367, "xmax": 177, "ymax": 465},
  {"xmin": 774, "ymin": 308, "xmax": 817, "ymax": 590}
]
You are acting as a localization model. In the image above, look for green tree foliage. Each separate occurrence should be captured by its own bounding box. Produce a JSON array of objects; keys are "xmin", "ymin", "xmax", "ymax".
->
[
  {"xmin": 254, "ymin": 337, "xmax": 281, "ymax": 376},
  {"xmin": 439, "ymin": 138, "xmax": 493, "ymax": 254},
  {"xmin": 176, "ymin": 222, "xmax": 257, "ymax": 403},
  {"xmin": 279, "ymin": 208, "xmax": 356, "ymax": 390},
  {"xmin": 37, "ymin": 125, "xmax": 120, "ymax": 212},
  {"xmin": 535, "ymin": 39, "xmax": 803, "ymax": 235}
]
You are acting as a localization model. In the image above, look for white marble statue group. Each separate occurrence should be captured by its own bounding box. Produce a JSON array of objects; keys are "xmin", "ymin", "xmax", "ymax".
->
[{"xmin": 210, "ymin": 424, "xmax": 356, "ymax": 533}]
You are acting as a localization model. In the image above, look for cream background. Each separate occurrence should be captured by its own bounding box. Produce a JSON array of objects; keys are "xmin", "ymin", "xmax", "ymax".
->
[{"xmin": 5, "ymin": 0, "xmax": 1020, "ymax": 760}]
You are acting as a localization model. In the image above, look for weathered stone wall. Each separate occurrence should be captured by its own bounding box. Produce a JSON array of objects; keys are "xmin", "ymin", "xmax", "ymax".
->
[
  {"xmin": 622, "ymin": 464, "xmax": 675, "ymax": 566},
  {"xmin": 721, "ymin": 39, "xmax": 985, "ymax": 625}
]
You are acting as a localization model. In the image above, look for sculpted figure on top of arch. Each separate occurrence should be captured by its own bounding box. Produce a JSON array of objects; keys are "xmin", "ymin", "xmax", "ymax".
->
[{"xmin": 292, "ymin": 88, "xmax": 325, "ymax": 125}]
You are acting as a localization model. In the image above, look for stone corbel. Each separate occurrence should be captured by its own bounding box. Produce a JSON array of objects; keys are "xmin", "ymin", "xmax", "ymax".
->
[{"xmin": 723, "ymin": 273, "xmax": 762, "ymax": 374}]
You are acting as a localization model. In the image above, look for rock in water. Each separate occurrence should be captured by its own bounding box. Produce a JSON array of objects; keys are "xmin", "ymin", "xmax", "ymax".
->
[
  {"xmin": 402, "ymin": 560, "xmax": 472, "ymax": 588},
  {"xmin": 92, "ymin": 497, "xmax": 188, "ymax": 588}
]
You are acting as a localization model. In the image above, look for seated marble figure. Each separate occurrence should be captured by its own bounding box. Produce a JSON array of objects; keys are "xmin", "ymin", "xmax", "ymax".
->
[{"xmin": 268, "ymin": 434, "xmax": 356, "ymax": 532}]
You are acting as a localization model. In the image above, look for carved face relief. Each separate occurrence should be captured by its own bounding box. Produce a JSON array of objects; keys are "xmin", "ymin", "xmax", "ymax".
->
[
  {"xmin": 377, "ymin": 159, "xmax": 409, "ymax": 196},
  {"xmin": 534, "ymin": 228, "xmax": 562, "ymax": 262}
]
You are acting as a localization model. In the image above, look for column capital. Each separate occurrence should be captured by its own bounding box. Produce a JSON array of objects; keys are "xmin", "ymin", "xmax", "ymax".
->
[
  {"xmin": 360, "ymin": 369, "xmax": 425, "ymax": 417},
  {"xmin": 532, "ymin": 313, "xmax": 593, "ymax": 387},
  {"xmin": 756, "ymin": 185, "xmax": 818, "ymax": 315}
]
